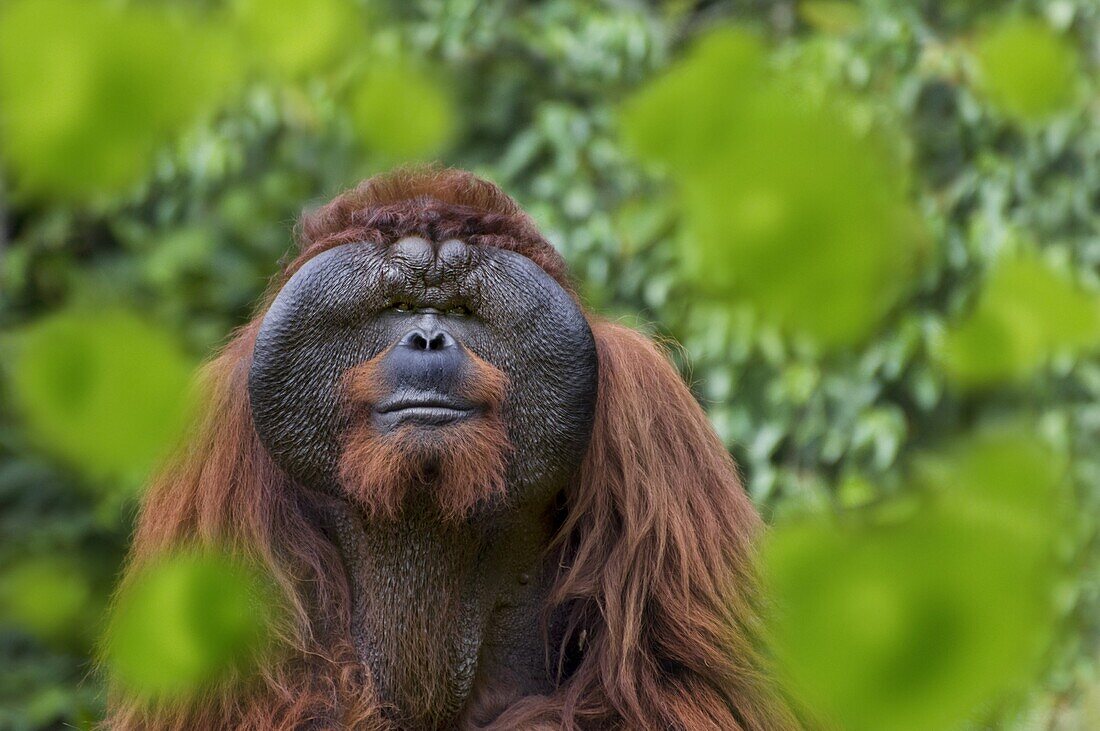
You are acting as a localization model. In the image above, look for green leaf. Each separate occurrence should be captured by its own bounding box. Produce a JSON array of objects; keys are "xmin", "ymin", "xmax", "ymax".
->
[
  {"xmin": 349, "ymin": 62, "xmax": 458, "ymax": 160},
  {"xmin": 621, "ymin": 28, "xmax": 926, "ymax": 348},
  {"xmin": 0, "ymin": 558, "xmax": 94, "ymax": 644},
  {"xmin": 799, "ymin": 1, "xmax": 866, "ymax": 35},
  {"xmin": 231, "ymin": 0, "xmax": 361, "ymax": 79},
  {"xmin": 939, "ymin": 256, "xmax": 1100, "ymax": 387},
  {"xmin": 975, "ymin": 17, "xmax": 1079, "ymax": 120},
  {"xmin": 0, "ymin": 0, "xmax": 238, "ymax": 199},
  {"xmin": 8, "ymin": 308, "xmax": 195, "ymax": 483},
  {"xmin": 105, "ymin": 552, "xmax": 280, "ymax": 702},
  {"xmin": 766, "ymin": 430, "xmax": 1063, "ymax": 729}
]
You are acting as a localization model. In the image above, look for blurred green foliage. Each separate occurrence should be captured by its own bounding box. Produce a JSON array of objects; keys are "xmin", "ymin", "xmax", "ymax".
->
[
  {"xmin": 350, "ymin": 61, "xmax": 458, "ymax": 160},
  {"xmin": 8, "ymin": 308, "xmax": 194, "ymax": 484},
  {"xmin": 1, "ymin": 0, "xmax": 1099, "ymax": 728},
  {"xmin": 622, "ymin": 28, "xmax": 926, "ymax": 348},
  {"xmin": 939, "ymin": 254, "xmax": 1100, "ymax": 387},
  {"xmin": 230, "ymin": 0, "xmax": 362, "ymax": 79},
  {"xmin": 0, "ymin": 0, "xmax": 235, "ymax": 199},
  {"xmin": 104, "ymin": 551, "xmax": 278, "ymax": 702},
  {"xmin": 1, "ymin": 558, "xmax": 98, "ymax": 647},
  {"xmin": 766, "ymin": 431, "xmax": 1065, "ymax": 730},
  {"xmin": 974, "ymin": 15, "xmax": 1082, "ymax": 121}
]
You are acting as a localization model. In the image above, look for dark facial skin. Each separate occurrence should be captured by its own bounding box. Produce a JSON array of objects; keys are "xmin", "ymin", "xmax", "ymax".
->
[{"xmin": 248, "ymin": 237, "xmax": 598, "ymax": 727}]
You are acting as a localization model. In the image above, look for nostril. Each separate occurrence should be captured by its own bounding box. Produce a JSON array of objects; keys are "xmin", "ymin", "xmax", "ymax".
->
[
  {"xmin": 403, "ymin": 330, "xmax": 430, "ymax": 351},
  {"xmin": 401, "ymin": 329, "xmax": 455, "ymax": 352},
  {"xmin": 427, "ymin": 332, "xmax": 451, "ymax": 351}
]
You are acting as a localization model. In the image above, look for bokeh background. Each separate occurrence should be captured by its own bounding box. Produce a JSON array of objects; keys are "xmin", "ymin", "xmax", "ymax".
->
[{"xmin": 1, "ymin": 0, "xmax": 1099, "ymax": 728}]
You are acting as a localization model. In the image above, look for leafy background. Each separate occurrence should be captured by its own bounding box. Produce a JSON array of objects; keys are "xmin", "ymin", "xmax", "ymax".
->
[{"xmin": 1, "ymin": 0, "xmax": 1099, "ymax": 728}]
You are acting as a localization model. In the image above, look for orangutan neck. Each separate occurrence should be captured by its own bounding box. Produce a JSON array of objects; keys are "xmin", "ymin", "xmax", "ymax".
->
[{"xmin": 322, "ymin": 497, "xmax": 557, "ymax": 728}]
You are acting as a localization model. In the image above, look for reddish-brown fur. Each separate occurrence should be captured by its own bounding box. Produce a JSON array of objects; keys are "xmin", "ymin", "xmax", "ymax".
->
[
  {"xmin": 290, "ymin": 168, "xmax": 570, "ymax": 288},
  {"xmin": 104, "ymin": 167, "xmax": 798, "ymax": 730},
  {"xmin": 338, "ymin": 349, "xmax": 512, "ymax": 522},
  {"xmin": 480, "ymin": 320, "xmax": 797, "ymax": 730}
]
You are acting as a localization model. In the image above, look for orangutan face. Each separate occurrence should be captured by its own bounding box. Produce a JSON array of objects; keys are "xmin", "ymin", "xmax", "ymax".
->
[{"xmin": 248, "ymin": 236, "xmax": 598, "ymax": 519}]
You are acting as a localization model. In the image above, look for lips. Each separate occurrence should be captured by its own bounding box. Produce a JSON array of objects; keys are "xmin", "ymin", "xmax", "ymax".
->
[{"xmin": 373, "ymin": 391, "xmax": 477, "ymax": 428}]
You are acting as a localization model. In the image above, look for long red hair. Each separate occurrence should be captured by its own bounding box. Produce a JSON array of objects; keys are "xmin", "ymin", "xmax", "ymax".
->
[{"xmin": 104, "ymin": 168, "xmax": 798, "ymax": 730}]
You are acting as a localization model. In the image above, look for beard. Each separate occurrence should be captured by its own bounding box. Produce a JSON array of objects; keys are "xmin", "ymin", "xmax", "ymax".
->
[{"xmin": 337, "ymin": 355, "xmax": 512, "ymax": 522}]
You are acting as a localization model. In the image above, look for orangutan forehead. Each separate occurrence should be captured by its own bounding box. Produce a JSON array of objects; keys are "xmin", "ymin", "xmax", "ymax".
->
[
  {"xmin": 289, "ymin": 237, "xmax": 556, "ymax": 315},
  {"xmin": 380, "ymin": 236, "xmax": 485, "ymax": 294},
  {"xmin": 292, "ymin": 195, "xmax": 571, "ymax": 290}
]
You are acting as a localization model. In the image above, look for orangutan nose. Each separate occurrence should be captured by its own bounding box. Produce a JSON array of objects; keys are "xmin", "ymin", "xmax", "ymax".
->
[
  {"xmin": 376, "ymin": 322, "xmax": 471, "ymax": 418},
  {"xmin": 372, "ymin": 324, "xmax": 475, "ymax": 430},
  {"xmin": 400, "ymin": 328, "xmax": 455, "ymax": 352}
]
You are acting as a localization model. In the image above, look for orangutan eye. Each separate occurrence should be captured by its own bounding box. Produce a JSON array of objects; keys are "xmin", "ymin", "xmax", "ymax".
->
[
  {"xmin": 446, "ymin": 305, "xmax": 471, "ymax": 317},
  {"xmin": 392, "ymin": 301, "xmax": 413, "ymax": 312}
]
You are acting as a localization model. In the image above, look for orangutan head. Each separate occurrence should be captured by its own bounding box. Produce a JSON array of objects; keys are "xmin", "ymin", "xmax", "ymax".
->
[{"xmin": 248, "ymin": 230, "xmax": 597, "ymax": 522}]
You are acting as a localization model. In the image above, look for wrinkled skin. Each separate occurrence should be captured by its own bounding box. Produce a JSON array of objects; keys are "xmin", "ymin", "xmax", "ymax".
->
[{"xmin": 248, "ymin": 236, "xmax": 598, "ymax": 727}]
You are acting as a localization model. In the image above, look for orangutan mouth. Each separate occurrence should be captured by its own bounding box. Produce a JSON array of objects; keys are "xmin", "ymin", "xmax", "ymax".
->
[{"xmin": 373, "ymin": 391, "xmax": 479, "ymax": 429}]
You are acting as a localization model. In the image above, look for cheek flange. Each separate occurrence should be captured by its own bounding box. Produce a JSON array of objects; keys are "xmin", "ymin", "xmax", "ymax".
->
[
  {"xmin": 465, "ymin": 250, "xmax": 598, "ymax": 496},
  {"xmin": 249, "ymin": 244, "xmax": 391, "ymax": 488}
]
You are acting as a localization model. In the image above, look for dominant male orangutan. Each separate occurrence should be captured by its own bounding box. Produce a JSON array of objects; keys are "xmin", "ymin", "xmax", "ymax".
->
[{"xmin": 107, "ymin": 168, "xmax": 799, "ymax": 730}]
